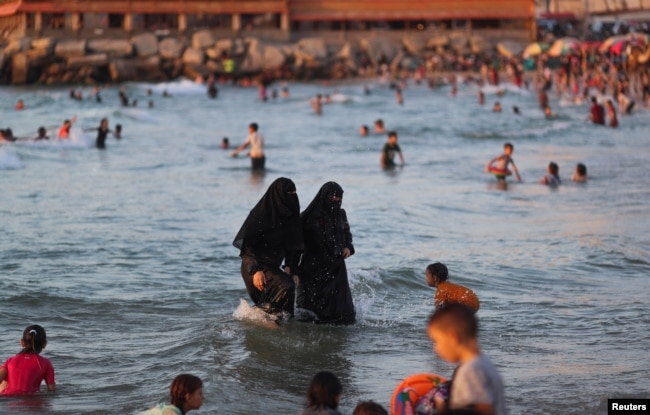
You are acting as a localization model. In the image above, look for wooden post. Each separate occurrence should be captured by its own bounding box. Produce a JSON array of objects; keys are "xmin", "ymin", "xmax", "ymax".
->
[
  {"xmin": 233, "ymin": 13, "xmax": 241, "ymax": 31},
  {"xmin": 35, "ymin": 12, "xmax": 42, "ymax": 32},
  {"xmin": 124, "ymin": 13, "xmax": 133, "ymax": 32},
  {"xmin": 71, "ymin": 13, "xmax": 80, "ymax": 31},
  {"xmin": 179, "ymin": 13, "xmax": 187, "ymax": 32},
  {"xmin": 281, "ymin": 12, "xmax": 289, "ymax": 31}
]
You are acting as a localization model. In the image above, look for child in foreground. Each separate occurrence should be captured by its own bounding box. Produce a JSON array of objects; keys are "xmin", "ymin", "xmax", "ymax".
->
[
  {"xmin": 485, "ymin": 142, "xmax": 521, "ymax": 182},
  {"xmin": 299, "ymin": 371, "xmax": 343, "ymax": 415},
  {"xmin": 0, "ymin": 325, "xmax": 56, "ymax": 395},
  {"xmin": 139, "ymin": 374, "xmax": 204, "ymax": 415},
  {"xmin": 426, "ymin": 262, "xmax": 480, "ymax": 313},
  {"xmin": 428, "ymin": 304, "xmax": 505, "ymax": 415}
]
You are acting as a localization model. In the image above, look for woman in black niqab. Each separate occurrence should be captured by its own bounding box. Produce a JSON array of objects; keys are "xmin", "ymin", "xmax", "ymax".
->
[
  {"xmin": 297, "ymin": 182, "xmax": 355, "ymax": 324},
  {"xmin": 233, "ymin": 177, "xmax": 303, "ymax": 316}
]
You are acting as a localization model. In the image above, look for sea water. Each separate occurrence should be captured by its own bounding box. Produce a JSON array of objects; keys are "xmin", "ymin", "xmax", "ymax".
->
[{"xmin": 0, "ymin": 78, "xmax": 648, "ymax": 414}]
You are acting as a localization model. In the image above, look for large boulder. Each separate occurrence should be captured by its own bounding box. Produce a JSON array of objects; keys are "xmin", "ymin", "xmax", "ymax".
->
[
  {"xmin": 181, "ymin": 47, "xmax": 204, "ymax": 65},
  {"xmin": 54, "ymin": 39, "xmax": 87, "ymax": 58},
  {"xmin": 403, "ymin": 36, "xmax": 426, "ymax": 55},
  {"xmin": 109, "ymin": 59, "xmax": 137, "ymax": 82},
  {"xmin": 427, "ymin": 35, "xmax": 449, "ymax": 49},
  {"xmin": 136, "ymin": 55, "xmax": 161, "ymax": 71},
  {"xmin": 336, "ymin": 41, "xmax": 359, "ymax": 60},
  {"xmin": 297, "ymin": 37, "xmax": 327, "ymax": 60},
  {"xmin": 214, "ymin": 38, "xmax": 232, "ymax": 56},
  {"xmin": 240, "ymin": 38, "xmax": 264, "ymax": 72},
  {"xmin": 262, "ymin": 44, "xmax": 285, "ymax": 70},
  {"xmin": 11, "ymin": 52, "xmax": 28, "ymax": 84},
  {"xmin": 88, "ymin": 39, "xmax": 133, "ymax": 58},
  {"xmin": 67, "ymin": 54, "xmax": 109, "ymax": 68},
  {"xmin": 192, "ymin": 29, "xmax": 214, "ymax": 50},
  {"xmin": 361, "ymin": 38, "xmax": 399, "ymax": 65},
  {"xmin": 31, "ymin": 37, "xmax": 55, "ymax": 54},
  {"xmin": 449, "ymin": 33, "xmax": 468, "ymax": 52},
  {"xmin": 5, "ymin": 38, "xmax": 31, "ymax": 55},
  {"xmin": 131, "ymin": 33, "xmax": 158, "ymax": 57},
  {"xmin": 159, "ymin": 38, "xmax": 185, "ymax": 60}
]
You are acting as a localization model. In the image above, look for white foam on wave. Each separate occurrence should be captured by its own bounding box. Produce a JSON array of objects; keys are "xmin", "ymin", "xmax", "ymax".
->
[
  {"xmin": 0, "ymin": 146, "xmax": 25, "ymax": 169},
  {"xmin": 134, "ymin": 79, "xmax": 206, "ymax": 95},
  {"xmin": 480, "ymin": 83, "xmax": 531, "ymax": 96},
  {"xmin": 348, "ymin": 268, "xmax": 384, "ymax": 324},
  {"xmin": 232, "ymin": 298, "xmax": 281, "ymax": 329},
  {"xmin": 18, "ymin": 128, "xmax": 92, "ymax": 149}
]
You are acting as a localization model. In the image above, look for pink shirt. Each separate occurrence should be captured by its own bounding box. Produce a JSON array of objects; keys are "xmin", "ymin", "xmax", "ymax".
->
[{"xmin": 0, "ymin": 354, "xmax": 55, "ymax": 395}]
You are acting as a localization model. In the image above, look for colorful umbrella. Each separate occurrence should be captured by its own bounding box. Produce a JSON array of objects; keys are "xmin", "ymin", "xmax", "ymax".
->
[
  {"xmin": 599, "ymin": 35, "xmax": 627, "ymax": 53},
  {"xmin": 610, "ymin": 39, "xmax": 629, "ymax": 55},
  {"xmin": 627, "ymin": 32, "xmax": 649, "ymax": 47},
  {"xmin": 523, "ymin": 42, "xmax": 550, "ymax": 58},
  {"xmin": 548, "ymin": 37, "xmax": 581, "ymax": 57}
]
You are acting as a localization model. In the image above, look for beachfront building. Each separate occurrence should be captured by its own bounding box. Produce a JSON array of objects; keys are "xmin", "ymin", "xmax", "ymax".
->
[{"xmin": 0, "ymin": 0, "xmax": 535, "ymax": 38}]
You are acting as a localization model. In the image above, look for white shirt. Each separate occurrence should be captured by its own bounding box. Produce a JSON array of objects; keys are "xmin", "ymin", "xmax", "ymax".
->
[{"xmin": 244, "ymin": 132, "xmax": 264, "ymax": 158}]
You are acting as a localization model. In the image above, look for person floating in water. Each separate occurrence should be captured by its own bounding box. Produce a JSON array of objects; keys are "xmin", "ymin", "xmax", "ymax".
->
[
  {"xmin": 230, "ymin": 122, "xmax": 265, "ymax": 171},
  {"xmin": 232, "ymin": 177, "xmax": 303, "ymax": 317},
  {"xmin": 395, "ymin": 88, "xmax": 404, "ymax": 105},
  {"xmin": 84, "ymin": 118, "xmax": 112, "ymax": 149},
  {"xmin": 572, "ymin": 163, "xmax": 587, "ymax": 182},
  {"xmin": 221, "ymin": 137, "xmax": 229, "ymax": 149},
  {"xmin": 359, "ymin": 125, "xmax": 369, "ymax": 137},
  {"xmin": 539, "ymin": 161, "xmax": 561, "ymax": 186},
  {"xmin": 311, "ymin": 94, "xmax": 322, "ymax": 115},
  {"xmin": 589, "ymin": 97, "xmax": 605, "ymax": 125},
  {"xmin": 58, "ymin": 117, "xmax": 76, "ymax": 139},
  {"xmin": 119, "ymin": 86, "xmax": 129, "ymax": 107},
  {"xmin": 492, "ymin": 101, "xmax": 502, "ymax": 113},
  {"xmin": 425, "ymin": 262, "xmax": 480, "ymax": 312},
  {"xmin": 605, "ymin": 99, "xmax": 618, "ymax": 128},
  {"xmin": 114, "ymin": 124, "xmax": 122, "ymax": 139},
  {"xmin": 35, "ymin": 127, "xmax": 49, "ymax": 141},
  {"xmin": 207, "ymin": 75, "xmax": 218, "ymax": 99},
  {"xmin": 15, "ymin": 99, "xmax": 24, "ymax": 110},
  {"xmin": 380, "ymin": 131, "xmax": 405, "ymax": 169},
  {"xmin": 512, "ymin": 106, "xmax": 521, "ymax": 115},
  {"xmin": 374, "ymin": 119, "xmax": 385, "ymax": 134},
  {"xmin": 485, "ymin": 142, "xmax": 521, "ymax": 182}
]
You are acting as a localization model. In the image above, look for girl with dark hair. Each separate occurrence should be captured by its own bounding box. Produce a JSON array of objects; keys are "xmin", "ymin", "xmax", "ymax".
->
[
  {"xmin": 0, "ymin": 325, "xmax": 56, "ymax": 395},
  {"xmin": 300, "ymin": 371, "xmax": 343, "ymax": 415},
  {"xmin": 297, "ymin": 182, "xmax": 355, "ymax": 324},
  {"xmin": 140, "ymin": 374, "xmax": 204, "ymax": 415},
  {"xmin": 233, "ymin": 177, "xmax": 303, "ymax": 316}
]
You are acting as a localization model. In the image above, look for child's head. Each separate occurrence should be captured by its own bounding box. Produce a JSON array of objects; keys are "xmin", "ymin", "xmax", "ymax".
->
[
  {"xmin": 306, "ymin": 371, "xmax": 342, "ymax": 409},
  {"xmin": 375, "ymin": 119, "xmax": 384, "ymax": 129},
  {"xmin": 360, "ymin": 125, "xmax": 369, "ymax": 136},
  {"xmin": 21, "ymin": 325, "xmax": 48, "ymax": 354},
  {"xmin": 548, "ymin": 161, "xmax": 559, "ymax": 176},
  {"xmin": 425, "ymin": 262, "xmax": 448, "ymax": 287},
  {"xmin": 427, "ymin": 304, "xmax": 478, "ymax": 363},
  {"xmin": 38, "ymin": 126, "xmax": 47, "ymax": 137},
  {"xmin": 249, "ymin": 122, "xmax": 258, "ymax": 133},
  {"xmin": 503, "ymin": 142, "xmax": 514, "ymax": 155},
  {"xmin": 170, "ymin": 374, "xmax": 204, "ymax": 414},
  {"xmin": 388, "ymin": 131, "xmax": 398, "ymax": 143},
  {"xmin": 353, "ymin": 400, "xmax": 388, "ymax": 415},
  {"xmin": 576, "ymin": 163, "xmax": 587, "ymax": 177}
]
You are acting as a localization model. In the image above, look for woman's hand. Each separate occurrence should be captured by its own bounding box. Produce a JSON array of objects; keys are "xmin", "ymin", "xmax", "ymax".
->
[
  {"xmin": 343, "ymin": 248, "xmax": 351, "ymax": 259},
  {"xmin": 253, "ymin": 270, "xmax": 265, "ymax": 291}
]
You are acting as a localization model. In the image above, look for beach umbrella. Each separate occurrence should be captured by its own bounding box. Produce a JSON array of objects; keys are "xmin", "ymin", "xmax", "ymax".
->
[
  {"xmin": 609, "ymin": 39, "xmax": 629, "ymax": 55},
  {"xmin": 522, "ymin": 42, "xmax": 550, "ymax": 58},
  {"xmin": 548, "ymin": 37, "xmax": 581, "ymax": 57},
  {"xmin": 599, "ymin": 35, "xmax": 627, "ymax": 53},
  {"xmin": 627, "ymin": 32, "xmax": 649, "ymax": 47},
  {"xmin": 496, "ymin": 40, "xmax": 525, "ymax": 58}
]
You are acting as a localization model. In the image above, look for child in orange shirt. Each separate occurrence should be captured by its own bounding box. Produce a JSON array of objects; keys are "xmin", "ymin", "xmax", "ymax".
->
[{"xmin": 425, "ymin": 263, "xmax": 480, "ymax": 313}]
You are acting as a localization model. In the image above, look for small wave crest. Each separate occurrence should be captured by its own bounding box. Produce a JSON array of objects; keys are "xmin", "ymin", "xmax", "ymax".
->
[{"xmin": 0, "ymin": 146, "xmax": 25, "ymax": 169}]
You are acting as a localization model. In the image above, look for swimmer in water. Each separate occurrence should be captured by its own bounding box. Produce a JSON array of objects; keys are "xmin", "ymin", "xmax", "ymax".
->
[
  {"xmin": 571, "ymin": 163, "xmax": 587, "ymax": 182},
  {"xmin": 485, "ymin": 142, "xmax": 522, "ymax": 182},
  {"xmin": 492, "ymin": 102, "xmax": 502, "ymax": 113},
  {"xmin": 380, "ymin": 131, "xmax": 405, "ymax": 169},
  {"xmin": 374, "ymin": 119, "xmax": 385, "ymax": 134},
  {"xmin": 311, "ymin": 94, "xmax": 322, "ymax": 115},
  {"xmin": 539, "ymin": 161, "xmax": 561, "ymax": 186},
  {"xmin": 57, "ymin": 117, "xmax": 76, "ymax": 139},
  {"xmin": 359, "ymin": 125, "xmax": 369, "ymax": 137},
  {"xmin": 35, "ymin": 126, "xmax": 49, "ymax": 141}
]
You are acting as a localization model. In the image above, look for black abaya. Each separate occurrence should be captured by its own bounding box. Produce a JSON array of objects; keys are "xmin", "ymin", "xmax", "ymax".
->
[
  {"xmin": 297, "ymin": 182, "xmax": 355, "ymax": 324},
  {"xmin": 233, "ymin": 177, "xmax": 303, "ymax": 315}
]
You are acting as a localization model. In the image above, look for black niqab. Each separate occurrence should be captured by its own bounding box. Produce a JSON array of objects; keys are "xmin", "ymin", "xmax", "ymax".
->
[
  {"xmin": 301, "ymin": 181, "xmax": 345, "ymax": 259},
  {"xmin": 233, "ymin": 177, "xmax": 303, "ymax": 252}
]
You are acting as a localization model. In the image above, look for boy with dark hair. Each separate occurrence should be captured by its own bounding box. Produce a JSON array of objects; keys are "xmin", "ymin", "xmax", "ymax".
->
[
  {"xmin": 427, "ymin": 304, "xmax": 505, "ymax": 415},
  {"xmin": 231, "ymin": 122, "xmax": 265, "ymax": 170},
  {"xmin": 426, "ymin": 263, "xmax": 479, "ymax": 313},
  {"xmin": 485, "ymin": 142, "xmax": 521, "ymax": 182},
  {"xmin": 380, "ymin": 131, "xmax": 404, "ymax": 169}
]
